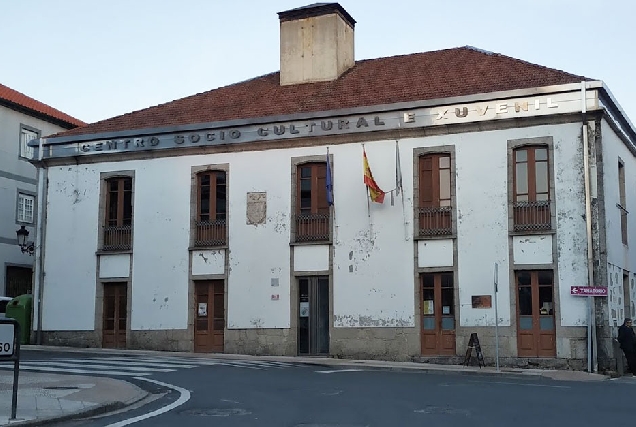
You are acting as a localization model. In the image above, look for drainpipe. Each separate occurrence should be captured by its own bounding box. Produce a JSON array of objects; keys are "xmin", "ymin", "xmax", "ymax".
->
[
  {"xmin": 34, "ymin": 138, "xmax": 48, "ymax": 345},
  {"xmin": 581, "ymin": 81, "xmax": 597, "ymax": 372}
]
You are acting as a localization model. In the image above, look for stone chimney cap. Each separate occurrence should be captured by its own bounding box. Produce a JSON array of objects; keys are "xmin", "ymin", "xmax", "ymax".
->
[{"xmin": 278, "ymin": 3, "xmax": 356, "ymax": 28}]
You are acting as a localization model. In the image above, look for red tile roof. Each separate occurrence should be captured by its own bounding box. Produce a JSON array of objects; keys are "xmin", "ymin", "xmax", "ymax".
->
[
  {"xmin": 52, "ymin": 46, "xmax": 589, "ymax": 138},
  {"xmin": 0, "ymin": 83, "xmax": 85, "ymax": 128}
]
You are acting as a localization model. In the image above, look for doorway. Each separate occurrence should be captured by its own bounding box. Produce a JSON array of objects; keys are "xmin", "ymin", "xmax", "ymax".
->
[
  {"xmin": 421, "ymin": 272, "xmax": 456, "ymax": 355},
  {"xmin": 194, "ymin": 280, "xmax": 225, "ymax": 353},
  {"xmin": 102, "ymin": 282, "xmax": 127, "ymax": 348},
  {"xmin": 298, "ymin": 276, "xmax": 329, "ymax": 355},
  {"xmin": 516, "ymin": 270, "xmax": 556, "ymax": 357},
  {"xmin": 5, "ymin": 266, "xmax": 32, "ymax": 297}
]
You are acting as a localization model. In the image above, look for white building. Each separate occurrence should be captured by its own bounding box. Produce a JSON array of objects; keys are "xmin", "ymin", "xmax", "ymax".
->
[
  {"xmin": 0, "ymin": 83, "xmax": 83, "ymax": 299},
  {"xmin": 30, "ymin": 3, "xmax": 636, "ymax": 372}
]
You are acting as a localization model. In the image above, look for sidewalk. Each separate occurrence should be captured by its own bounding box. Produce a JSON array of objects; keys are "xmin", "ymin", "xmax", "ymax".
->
[
  {"xmin": 0, "ymin": 370, "xmax": 147, "ymax": 426},
  {"xmin": 0, "ymin": 346, "xmax": 611, "ymax": 425}
]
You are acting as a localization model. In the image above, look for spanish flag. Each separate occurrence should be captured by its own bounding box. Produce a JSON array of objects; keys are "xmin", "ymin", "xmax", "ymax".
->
[{"xmin": 363, "ymin": 148, "xmax": 385, "ymax": 203}]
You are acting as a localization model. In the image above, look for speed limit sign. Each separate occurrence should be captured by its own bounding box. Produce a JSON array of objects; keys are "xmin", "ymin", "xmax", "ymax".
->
[{"xmin": 0, "ymin": 323, "xmax": 15, "ymax": 356}]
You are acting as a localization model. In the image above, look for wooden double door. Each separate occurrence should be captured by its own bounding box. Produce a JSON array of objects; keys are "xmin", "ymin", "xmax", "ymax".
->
[
  {"xmin": 421, "ymin": 273, "xmax": 456, "ymax": 355},
  {"xmin": 102, "ymin": 283, "xmax": 127, "ymax": 348},
  {"xmin": 297, "ymin": 276, "xmax": 330, "ymax": 355},
  {"xmin": 516, "ymin": 270, "xmax": 556, "ymax": 357},
  {"xmin": 194, "ymin": 280, "xmax": 225, "ymax": 353}
]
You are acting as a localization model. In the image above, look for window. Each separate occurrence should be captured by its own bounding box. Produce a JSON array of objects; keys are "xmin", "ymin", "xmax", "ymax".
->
[
  {"xmin": 195, "ymin": 171, "xmax": 227, "ymax": 246},
  {"xmin": 103, "ymin": 177, "xmax": 133, "ymax": 251},
  {"xmin": 17, "ymin": 193, "xmax": 35, "ymax": 224},
  {"xmin": 513, "ymin": 146, "xmax": 551, "ymax": 231},
  {"xmin": 295, "ymin": 162, "xmax": 330, "ymax": 242},
  {"xmin": 619, "ymin": 161, "xmax": 628, "ymax": 245},
  {"xmin": 418, "ymin": 153, "xmax": 452, "ymax": 236},
  {"xmin": 20, "ymin": 127, "xmax": 38, "ymax": 159}
]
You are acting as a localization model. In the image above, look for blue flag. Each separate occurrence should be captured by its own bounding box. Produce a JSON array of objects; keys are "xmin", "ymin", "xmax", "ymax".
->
[{"xmin": 326, "ymin": 148, "xmax": 334, "ymax": 206}]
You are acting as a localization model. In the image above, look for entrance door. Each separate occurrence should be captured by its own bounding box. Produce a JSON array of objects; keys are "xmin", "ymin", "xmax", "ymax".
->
[
  {"xmin": 298, "ymin": 276, "xmax": 329, "ymax": 355},
  {"xmin": 194, "ymin": 280, "xmax": 225, "ymax": 353},
  {"xmin": 421, "ymin": 272, "xmax": 456, "ymax": 355},
  {"xmin": 102, "ymin": 283, "xmax": 127, "ymax": 348},
  {"xmin": 5, "ymin": 266, "xmax": 32, "ymax": 297},
  {"xmin": 516, "ymin": 270, "xmax": 556, "ymax": 357}
]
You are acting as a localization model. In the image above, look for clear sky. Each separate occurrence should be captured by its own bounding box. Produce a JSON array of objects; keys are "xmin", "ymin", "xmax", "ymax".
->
[{"xmin": 1, "ymin": 0, "xmax": 634, "ymax": 125}]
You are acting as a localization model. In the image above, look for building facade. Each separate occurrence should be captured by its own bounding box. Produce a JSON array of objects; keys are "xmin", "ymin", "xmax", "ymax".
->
[
  {"xmin": 30, "ymin": 3, "xmax": 636, "ymax": 371},
  {"xmin": 0, "ymin": 83, "xmax": 83, "ymax": 298}
]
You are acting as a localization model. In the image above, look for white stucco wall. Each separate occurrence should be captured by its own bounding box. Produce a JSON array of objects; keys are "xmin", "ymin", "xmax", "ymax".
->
[
  {"xmin": 294, "ymin": 245, "xmax": 329, "ymax": 272},
  {"xmin": 418, "ymin": 240, "xmax": 453, "ymax": 268},
  {"xmin": 43, "ymin": 165, "xmax": 100, "ymax": 330},
  {"xmin": 99, "ymin": 254, "xmax": 130, "ymax": 279},
  {"xmin": 40, "ymin": 122, "xmax": 591, "ymax": 335},
  {"xmin": 601, "ymin": 118, "xmax": 636, "ymax": 327},
  {"xmin": 513, "ymin": 235, "xmax": 553, "ymax": 265},
  {"xmin": 191, "ymin": 250, "xmax": 225, "ymax": 276}
]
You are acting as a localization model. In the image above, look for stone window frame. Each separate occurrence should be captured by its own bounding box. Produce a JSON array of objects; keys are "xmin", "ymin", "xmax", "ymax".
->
[
  {"xmin": 412, "ymin": 145, "xmax": 457, "ymax": 240},
  {"xmin": 290, "ymin": 154, "xmax": 334, "ymax": 246},
  {"xmin": 97, "ymin": 170, "xmax": 135, "ymax": 254},
  {"xmin": 189, "ymin": 163, "xmax": 229, "ymax": 250},
  {"xmin": 618, "ymin": 156, "xmax": 628, "ymax": 246},
  {"xmin": 15, "ymin": 188, "xmax": 36, "ymax": 225},
  {"xmin": 507, "ymin": 136, "xmax": 556, "ymax": 235},
  {"xmin": 18, "ymin": 124, "xmax": 39, "ymax": 160}
]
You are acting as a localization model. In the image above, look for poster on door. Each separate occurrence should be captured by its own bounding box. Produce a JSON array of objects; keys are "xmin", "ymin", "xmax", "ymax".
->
[
  {"xmin": 299, "ymin": 302, "xmax": 309, "ymax": 317},
  {"xmin": 423, "ymin": 300, "xmax": 434, "ymax": 315},
  {"xmin": 198, "ymin": 303, "xmax": 208, "ymax": 317}
]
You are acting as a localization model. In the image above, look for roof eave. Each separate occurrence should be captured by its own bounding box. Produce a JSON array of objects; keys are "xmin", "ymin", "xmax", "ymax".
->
[{"xmin": 0, "ymin": 98, "xmax": 83, "ymax": 129}]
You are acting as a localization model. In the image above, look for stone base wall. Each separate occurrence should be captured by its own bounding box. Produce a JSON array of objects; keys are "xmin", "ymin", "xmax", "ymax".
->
[
  {"xmin": 330, "ymin": 327, "xmax": 420, "ymax": 361},
  {"xmin": 128, "ymin": 329, "xmax": 191, "ymax": 352},
  {"xmin": 41, "ymin": 331, "xmax": 100, "ymax": 348},
  {"xmin": 224, "ymin": 328, "xmax": 295, "ymax": 355}
]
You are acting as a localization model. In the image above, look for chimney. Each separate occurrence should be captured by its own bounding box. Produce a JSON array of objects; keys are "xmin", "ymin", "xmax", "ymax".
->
[{"xmin": 278, "ymin": 3, "xmax": 356, "ymax": 86}]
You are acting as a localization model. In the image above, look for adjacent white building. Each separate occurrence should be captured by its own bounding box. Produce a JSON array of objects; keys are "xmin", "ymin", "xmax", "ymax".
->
[
  {"xmin": 30, "ymin": 3, "xmax": 636, "ymax": 372},
  {"xmin": 0, "ymin": 83, "xmax": 83, "ymax": 299}
]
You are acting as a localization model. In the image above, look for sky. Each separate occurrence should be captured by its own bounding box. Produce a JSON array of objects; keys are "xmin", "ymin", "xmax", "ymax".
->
[{"xmin": 1, "ymin": 0, "xmax": 635, "ymax": 125}]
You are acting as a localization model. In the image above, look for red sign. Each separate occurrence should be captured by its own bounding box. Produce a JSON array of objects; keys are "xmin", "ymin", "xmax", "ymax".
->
[{"xmin": 570, "ymin": 286, "xmax": 608, "ymax": 296}]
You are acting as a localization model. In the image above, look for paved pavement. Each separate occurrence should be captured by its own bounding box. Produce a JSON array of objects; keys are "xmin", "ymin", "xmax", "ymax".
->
[{"xmin": 0, "ymin": 346, "xmax": 612, "ymax": 425}]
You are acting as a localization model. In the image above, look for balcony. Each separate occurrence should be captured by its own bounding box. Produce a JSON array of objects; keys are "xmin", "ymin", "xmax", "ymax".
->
[
  {"xmin": 103, "ymin": 225, "xmax": 132, "ymax": 251},
  {"xmin": 295, "ymin": 213, "xmax": 330, "ymax": 243},
  {"xmin": 195, "ymin": 219, "xmax": 227, "ymax": 247},
  {"xmin": 513, "ymin": 200, "xmax": 551, "ymax": 232},
  {"xmin": 418, "ymin": 206, "xmax": 452, "ymax": 237}
]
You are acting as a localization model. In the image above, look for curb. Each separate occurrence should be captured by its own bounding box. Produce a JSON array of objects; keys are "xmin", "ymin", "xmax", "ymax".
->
[{"xmin": 5, "ymin": 387, "xmax": 149, "ymax": 427}]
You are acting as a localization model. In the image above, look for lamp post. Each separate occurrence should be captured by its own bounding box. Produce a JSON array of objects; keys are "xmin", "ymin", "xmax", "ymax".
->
[{"xmin": 16, "ymin": 226, "xmax": 34, "ymax": 256}]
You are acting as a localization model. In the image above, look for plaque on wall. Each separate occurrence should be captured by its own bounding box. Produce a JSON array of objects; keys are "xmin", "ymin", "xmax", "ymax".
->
[
  {"xmin": 471, "ymin": 295, "xmax": 492, "ymax": 309},
  {"xmin": 246, "ymin": 192, "xmax": 267, "ymax": 225}
]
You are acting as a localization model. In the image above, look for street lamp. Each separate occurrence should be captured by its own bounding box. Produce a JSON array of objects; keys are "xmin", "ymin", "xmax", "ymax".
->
[{"xmin": 16, "ymin": 225, "xmax": 34, "ymax": 256}]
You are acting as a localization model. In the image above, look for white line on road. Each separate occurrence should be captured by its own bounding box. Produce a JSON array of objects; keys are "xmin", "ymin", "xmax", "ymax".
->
[
  {"xmin": 0, "ymin": 365, "xmax": 150, "ymax": 376},
  {"xmin": 105, "ymin": 377, "xmax": 191, "ymax": 427},
  {"xmin": 14, "ymin": 361, "xmax": 176, "ymax": 372},
  {"xmin": 468, "ymin": 380, "xmax": 570, "ymax": 389},
  {"xmin": 315, "ymin": 369, "xmax": 364, "ymax": 374}
]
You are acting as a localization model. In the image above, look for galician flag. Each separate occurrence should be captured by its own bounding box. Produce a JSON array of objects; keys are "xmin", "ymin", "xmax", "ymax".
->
[{"xmin": 363, "ymin": 148, "xmax": 385, "ymax": 203}]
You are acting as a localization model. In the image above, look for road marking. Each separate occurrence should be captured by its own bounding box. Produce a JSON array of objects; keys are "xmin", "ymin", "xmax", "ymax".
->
[
  {"xmin": 0, "ymin": 365, "xmax": 148, "ymax": 376},
  {"xmin": 315, "ymin": 369, "xmax": 364, "ymax": 374},
  {"xmin": 104, "ymin": 377, "xmax": 191, "ymax": 427},
  {"xmin": 467, "ymin": 380, "xmax": 570, "ymax": 389},
  {"xmin": 16, "ymin": 361, "xmax": 176, "ymax": 372}
]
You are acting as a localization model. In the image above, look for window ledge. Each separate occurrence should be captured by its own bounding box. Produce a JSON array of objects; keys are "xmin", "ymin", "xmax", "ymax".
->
[
  {"xmin": 189, "ymin": 245, "xmax": 228, "ymax": 251},
  {"xmin": 96, "ymin": 249, "xmax": 133, "ymax": 255},
  {"xmin": 290, "ymin": 240, "xmax": 333, "ymax": 246},
  {"xmin": 509, "ymin": 229, "xmax": 556, "ymax": 236},
  {"xmin": 414, "ymin": 234, "xmax": 456, "ymax": 241}
]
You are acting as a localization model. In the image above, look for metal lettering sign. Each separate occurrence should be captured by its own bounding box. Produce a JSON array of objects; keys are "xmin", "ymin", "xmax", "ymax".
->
[
  {"xmin": 570, "ymin": 286, "xmax": 608, "ymax": 296},
  {"xmin": 0, "ymin": 323, "xmax": 15, "ymax": 356}
]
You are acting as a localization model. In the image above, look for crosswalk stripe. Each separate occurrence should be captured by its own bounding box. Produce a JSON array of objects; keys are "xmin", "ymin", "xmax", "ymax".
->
[
  {"xmin": 54, "ymin": 358, "xmax": 199, "ymax": 369},
  {"xmin": 15, "ymin": 361, "xmax": 176, "ymax": 372},
  {"xmin": 0, "ymin": 365, "xmax": 149, "ymax": 377}
]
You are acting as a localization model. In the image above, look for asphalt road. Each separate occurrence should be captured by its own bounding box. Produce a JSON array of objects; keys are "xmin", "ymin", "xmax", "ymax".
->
[{"xmin": 19, "ymin": 350, "xmax": 636, "ymax": 427}]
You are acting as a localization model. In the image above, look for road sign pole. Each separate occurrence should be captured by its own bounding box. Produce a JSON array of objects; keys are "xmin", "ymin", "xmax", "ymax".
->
[
  {"xmin": 587, "ymin": 296, "xmax": 592, "ymax": 373},
  {"xmin": 494, "ymin": 263, "xmax": 499, "ymax": 372},
  {"xmin": 11, "ymin": 322, "xmax": 20, "ymax": 420}
]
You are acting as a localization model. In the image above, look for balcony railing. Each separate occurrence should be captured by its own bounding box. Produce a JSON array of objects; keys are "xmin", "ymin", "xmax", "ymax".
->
[
  {"xmin": 295, "ymin": 213, "xmax": 330, "ymax": 242},
  {"xmin": 513, "ymin": 200, "xmax": 551, "ymax": 232},
  {"xmin": 195, "ymin": 219, "xmax": 227, "ymax": 247},
  {"xmin": 418, "ymin": 206, "xmax": 452, "ymax": 236},
  {"xmin": 103, "ymin": 225, "xmax": 132, "ymax": 251}
]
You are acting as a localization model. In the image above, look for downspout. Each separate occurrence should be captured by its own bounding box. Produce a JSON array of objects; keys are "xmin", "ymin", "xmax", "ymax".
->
[
  {"xmin": 34, "ymin": 138, "xmax": 48, "ymax": 345},
  {"xmin": 581, "ymin": 81, "xmax": 597, "ymax": 372}
]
